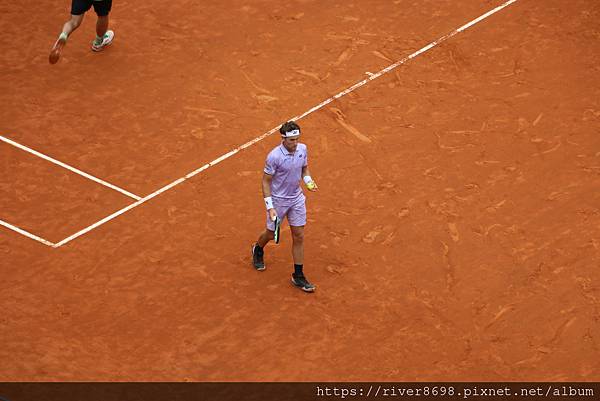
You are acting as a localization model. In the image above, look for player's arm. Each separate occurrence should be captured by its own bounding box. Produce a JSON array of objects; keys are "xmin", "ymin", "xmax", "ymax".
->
[
  {"xmin": 262, "ymin": 173, "xmax": 277, "ymax": 221},
  {"xmin": 302, "ymin": 166, "xmax": 318, "ymax": 191},
  {"xmin": 262, "ymin": 173, "xmax": 273, "ymax": 198}
]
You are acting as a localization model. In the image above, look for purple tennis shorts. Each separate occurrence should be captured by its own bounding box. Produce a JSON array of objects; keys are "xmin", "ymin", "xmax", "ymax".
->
[{"xmin": 266, "ymin": 195, "xmax": 306, "ymax": 230}]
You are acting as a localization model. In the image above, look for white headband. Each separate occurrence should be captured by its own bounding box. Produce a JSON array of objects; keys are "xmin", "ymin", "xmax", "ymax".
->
[{"xmin": 282, "ymin": 129, "xmax": 300, "ymax": 138}]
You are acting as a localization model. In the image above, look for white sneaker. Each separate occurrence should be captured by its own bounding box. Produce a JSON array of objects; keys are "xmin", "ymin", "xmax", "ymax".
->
[{"xmin": 91, "ymin": 30, "xmax": 114, "ymax": 52}]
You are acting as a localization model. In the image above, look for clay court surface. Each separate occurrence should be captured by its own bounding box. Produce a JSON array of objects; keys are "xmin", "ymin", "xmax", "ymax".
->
[{"xmin": 1, "ymin": 0, "xmax": 599, "ymax": 381}]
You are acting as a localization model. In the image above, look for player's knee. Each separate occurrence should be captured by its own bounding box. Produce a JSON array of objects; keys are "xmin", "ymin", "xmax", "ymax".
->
[
  {"xmin": 70, "ymin": 15, "xmax": 84, "ymax": 28},
  {"xmin": 291, "ymin": 230, "xmax": 304, "ymax": 243}
]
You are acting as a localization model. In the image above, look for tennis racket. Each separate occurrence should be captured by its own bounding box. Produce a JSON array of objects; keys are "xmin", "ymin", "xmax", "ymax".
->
[{"xmin": 273, "ymin": 216, "xmax": 281, "ymax": 244}]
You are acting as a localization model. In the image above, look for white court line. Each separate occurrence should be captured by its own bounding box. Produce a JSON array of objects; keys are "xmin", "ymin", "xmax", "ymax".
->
[
  {"xmin": 0, "ymin": 135, "xmax": 142, "ymax": 200},
  {"xmin": 50, "ymin": 0, "xmax": 518, "ymax": 247},
  {"xmin": 0, "ymin": 219, "xmax": 55, "ymax": 247}
]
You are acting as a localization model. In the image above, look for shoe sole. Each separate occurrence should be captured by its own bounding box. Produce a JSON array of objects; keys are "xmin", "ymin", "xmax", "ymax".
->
[
  {"xmin": 291, "ymin": 278, "xmax": 316, "ymax": 293},
  {"xmin": 92, "ymin": 30, "xmax": 114, "ymax": 52},
  {"xmin": 251, "ymin": 245, "xmax": 265, "ymax": 271},
  {"xmin": 49, "ymin": 38, "xmax": 66, "ymax": 64}
]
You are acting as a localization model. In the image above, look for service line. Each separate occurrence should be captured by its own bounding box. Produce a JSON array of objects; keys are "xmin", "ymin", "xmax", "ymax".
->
[
  {"xmin": 0, "ymin": 135, "xmax": 142, "ymax": 200},
  {"xmin": 20, "ymin": 0, "xmax": 521, "ymax": 248},
  {"xmin": 0, "ymin": 219, "xmax": 55, "ymax": 247}
]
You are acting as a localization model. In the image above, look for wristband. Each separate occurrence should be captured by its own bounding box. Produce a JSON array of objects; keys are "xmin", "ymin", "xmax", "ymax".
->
[
  {"xmin": 264, "ymin": 196, "xmax": 274, "ymax": 210},
  {"xmin": 303, "ymin": 176, "xmax": 313, "ymax": 185}
]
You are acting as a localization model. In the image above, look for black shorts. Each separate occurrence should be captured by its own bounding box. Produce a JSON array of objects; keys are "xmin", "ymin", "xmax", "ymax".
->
[{"xmin": 71, "ymin": 0, "xmax": 112, "ymax": 16}]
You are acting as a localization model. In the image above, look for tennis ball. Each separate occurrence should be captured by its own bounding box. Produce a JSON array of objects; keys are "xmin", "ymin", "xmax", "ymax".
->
[{"xmin": 306, "ymin": 181, "xmax": 316, "ymax": 190}]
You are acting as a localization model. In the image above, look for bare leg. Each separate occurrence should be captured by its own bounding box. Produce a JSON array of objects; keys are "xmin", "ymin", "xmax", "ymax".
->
[
  {"xmin": 96, "ymin": 15, "xmax": 109, "ymax": 37},
  {"xmin": 50, "ymin": 14, "xmax": 84, "ymax": 64},
  {"xmin": 290, "ymin": 225, "xmax": 304, "ymax": 265},
  {"xmin": 289, "ymin": 225, "xmax": 315, "ymax": 291},
  {"xmin": 257, "ymin": 230, "xmax": 274, "ymax": 248},
  {"xmin": 62, "ymin": 14, "xmax": 85, "ymax": 37}
]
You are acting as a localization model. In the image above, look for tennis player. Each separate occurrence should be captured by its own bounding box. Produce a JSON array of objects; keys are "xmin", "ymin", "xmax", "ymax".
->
[
  {"xmin": 252, "ymin": 121, "xmax": 318, "ymax": 293},
  {"xmin": 49, "ymin": 0, "xmax": 115, "ymax": 64}
]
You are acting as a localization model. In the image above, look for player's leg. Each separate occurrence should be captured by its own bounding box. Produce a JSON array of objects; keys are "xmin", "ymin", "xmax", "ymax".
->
[
  {"xmin": 91, "ymin": 0, "xmax": 114, "ymax": 51},
  {"xmin": 59, "ymin": 0, "xmax": 90, "ymax": 39},
  {"xmin": 257, "ymin": 229, "xmax": 275, "ymax": 249},
  {"xmin": 252, "ymin": 203, "xmax": 288, "ymax": 271},
  {"xmin": 289, "ymin": 225, "xmax": 315, "ymax": 292},
  {"xmin": 96, "ymin": 15, "xmax": 109, "ymax": 38},
  {"xmin": 290, "ymin": 225, "xmax": 305, "ymax": 266},
  {"xmin": 288, "ymin": 199, "xmax": 315, "ymax": 292},
  {"xmin": 252, "ymin": 229, "xmax": 273, "ymax": 271},
  {"xmin": 49, "ymin": 11, "xmax": 85, "ymax": 64},
  {"xmin": 62, "ymin": 14, "xmax": 85, "ymax": 37}
]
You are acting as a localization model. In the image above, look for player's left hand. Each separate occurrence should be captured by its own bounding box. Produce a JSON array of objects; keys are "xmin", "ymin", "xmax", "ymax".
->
[{"xmin": 306, "ymin": 180, "xmax": 318, "ymax": 192}]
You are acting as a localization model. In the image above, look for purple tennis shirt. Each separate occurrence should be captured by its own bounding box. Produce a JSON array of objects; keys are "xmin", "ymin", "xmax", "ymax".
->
[{"xmin": 264, "ymin": 142, "xmax": 308, "ymax": 204}]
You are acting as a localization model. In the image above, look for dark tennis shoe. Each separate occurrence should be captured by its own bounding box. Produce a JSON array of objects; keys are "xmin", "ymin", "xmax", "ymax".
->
[
  {"xmin": 252, "ymin": 243, "xmax": 265, "ymax": 271},
  {"xmin": 291, "ymin": 273, "xmax": 316, "ymax": 293}
]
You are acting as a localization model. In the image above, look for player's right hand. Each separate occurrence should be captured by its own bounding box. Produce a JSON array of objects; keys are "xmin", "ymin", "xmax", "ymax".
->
[{"xmin": 269, "ymin": 208, "xmax": 278, "ymax": 222}]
